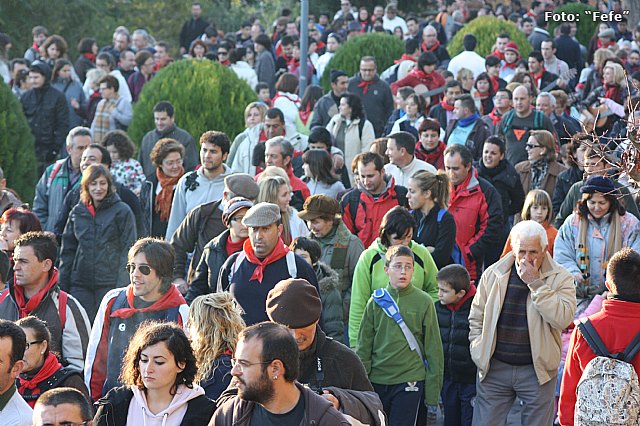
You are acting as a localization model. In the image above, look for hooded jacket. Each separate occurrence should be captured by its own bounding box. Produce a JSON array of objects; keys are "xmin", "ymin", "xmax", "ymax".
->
[
  {"xmin": 314, "ymin": 262, "xmax": 344, "ymax": 342},
  {"xmin": 476, "ymin": 159, "xmax": 526, "ymax": 225},
  {"xmin": 448, "ymin": 168, "xmax": 504, "ymax": 280},
  {"xmin": 94, "ymin": 385, "xmax": 215, "ymax": 426},
  {"xmin": 349, "ymin": 239, "xmax": 439, "ymax": 348},
  {"xmin": 21, "ymin": 61, "xmax": 70, "ymax": 154},
  {"xmin": 212, "ymin": 382, "xmax": 350, "ymax": 425}
]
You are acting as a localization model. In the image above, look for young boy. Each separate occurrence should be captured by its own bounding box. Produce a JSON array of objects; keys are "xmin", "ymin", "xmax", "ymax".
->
[
  {"xmin": 435, "ymin": 264, "xmax": 477, "ymax": 426},
  {"xmin": 356, "ymin": 245, "xmax": 443, "ymax": 425},
  {"xmin": 255, "ymin": 82, "xmax": 271, "ymax": 107}
]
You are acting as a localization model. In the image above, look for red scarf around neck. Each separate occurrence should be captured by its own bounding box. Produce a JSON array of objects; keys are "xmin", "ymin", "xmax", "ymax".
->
[
  {"xmin": 440, "ymin": 99, "xmax": 454, "ymax": 111},
  {"xmin": 488, "ymin": 108, "xmax": 503, "ymax": 125},
  {"xmin": 298, "ymin": 103, "xmax": 312, "ymax": 125},
  {"xmin": 604, "ymin": 83, "xmax": 622, "ymax": 103},
  {"xmin": 226, "ymin": 235, "xmax": 246, "ymax": 257},
  {"xmin": 422, "ymin": 39, "xmax": 440, "ymax": 53},
  {"xmin": 531, "ymin": 69, "xmax": 545, "ymax": 88},
  {"xmin": 490, "ymin": 76, "xmax": 500, "ymax": 93},
  {"xmin": 492, "ymin": 50, "xmax": 505, "ymax": 61},
  {"xmin": 83, "ymin": 52, "xmax": 96, "ymax": 63},
  {"xmin": 446, "ymin": 283, "xmax": 477, "ymax": 312},
  {"xmin": 18, "ymin": 353, "xmax": 62, "ymax": 406},
  {"xmin": 243, "ymin": 237, "xmax": 289, "ymax": 283},
  {"xmin": 13, "ymin": 269, "xmax": 59, "ymax": 318},
  {"xmin": 156, "ymin": 167, "xmax": 184, "ymax": 221},
  {"xmin": 110, "ymin": 285, "xmax": 185, "ymax": 319},
  {"xmin": 394, "ymin": 54, "xmax": 417, "ymax": 64},
  {"xmin": 358, "ymin": 79, "xmax": 375, "ymax": 95}
]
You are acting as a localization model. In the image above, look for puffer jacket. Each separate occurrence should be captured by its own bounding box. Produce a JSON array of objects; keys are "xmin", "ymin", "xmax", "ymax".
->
[
  {"xmin": 448, "ymin": 168, "xmax": 504, "ymax": 280},
  {"xmin": 349, "ymin": 238, "xmax": 439, "ymax": 347},
  {"xmin": 554, "ymin": 211, "xmax": 640, "ymax": 293},
  {"xmin": 59, "ymin": 193, "xmax": 137, "ymax": 290},
  {"xmin": 314, "ymin": 262, "xmax": 344, "ymax": 342},
  {"xmin": 469, "ymin": 252, "xmax": 576, "ymax": 385},
  {"xmin": 33, "ymin": 158, "xmax": 80, "ymax": 232},
  {"xmin": 340, "ymin": 176, "xmax": 409, "ymax": 249},
  {"xmin": 185, "ymin": 229, "xmax": 233, "ymax": 305}
]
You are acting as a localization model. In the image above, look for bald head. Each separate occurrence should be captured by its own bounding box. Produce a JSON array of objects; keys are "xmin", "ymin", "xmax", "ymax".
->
[{"xmin": 513, "ymin": 85, "xmax": 532, "ymax": 116}]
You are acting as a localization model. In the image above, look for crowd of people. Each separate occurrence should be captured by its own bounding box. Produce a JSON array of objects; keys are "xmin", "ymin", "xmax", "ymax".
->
[{"xmin": 2, "ymin": 0, "xmax": 640, "ymax": 425}]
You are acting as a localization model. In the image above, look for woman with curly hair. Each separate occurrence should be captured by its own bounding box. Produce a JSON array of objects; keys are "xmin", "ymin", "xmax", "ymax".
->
[
  {"xmin": 93, "ymin": 321, "xmax": 215, "ymax": 426},
  {"xmin": 40, "ymin": 35, "xmax": 70, "ymax": 69},
  {"xmin": 188, "ymin": 293, "xmax": 245, "ymax": 400}
]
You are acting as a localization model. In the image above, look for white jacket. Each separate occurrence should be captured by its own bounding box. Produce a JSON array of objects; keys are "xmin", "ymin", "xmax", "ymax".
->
[{"xmin": 230, "ymin": 61, "xmax": 258, "ymax": 90}]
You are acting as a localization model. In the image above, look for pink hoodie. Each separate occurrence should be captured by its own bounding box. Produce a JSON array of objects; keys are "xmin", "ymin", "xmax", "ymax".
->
[{"xmin": 127, "ymin": 384, "xmax": 206, "ymax": 426}]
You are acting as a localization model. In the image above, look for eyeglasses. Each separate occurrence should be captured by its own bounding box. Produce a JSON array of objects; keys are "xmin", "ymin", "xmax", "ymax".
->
[
  {"xmin": 42, "ymin": 422, "xmax": 91, "ymax": 426},
  {"xmin": 390, "ymin": 264, "xmax": 413, "ymax": 272},
  {"xmin": 126, "ymin": 263, "xmax": 152, "ymax": 275},
  {"xmin": 525, "ymin": 144, "xmax": 542, "ymax": 149},
  {"xmin": 218, "ymin": 51, "xmax": 228, "ymax": 56},
  {"xmin": 162, "ymin": 158, "xmax": 183, "ymax": 167},
  {"xmin": 231, "ymin": 358, "xmax": 272, "ymax": 371},
  {"xmin": 25, "ymin": 339, "xmax": 44, "ymax": 350}
]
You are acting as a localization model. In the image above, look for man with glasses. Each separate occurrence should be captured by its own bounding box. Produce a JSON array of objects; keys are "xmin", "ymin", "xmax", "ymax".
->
[
  {"xmin": 32, "ymin": 387, "xmax": 93, "ymax": 426},
  {"xmin": 347, "ymin": 56, "xmax": 394, "ymax": 137},
  {"xmin": 212, "ymin": 321, "xmax": 350, "ymax": 425},
  {"xmin": 85, "ymin": 237, "xmax": 188, "ymax": 401},
  {"xmin": 138, "ymin": 101, "xmax": 198, "ymax": 179},
  {"xmin": 0, "ymin": 232, "xmax": 91, "ymax": 373},
  {"xmin": 0, "ymin": 320, "xmax": 31, "ymax": 425}
]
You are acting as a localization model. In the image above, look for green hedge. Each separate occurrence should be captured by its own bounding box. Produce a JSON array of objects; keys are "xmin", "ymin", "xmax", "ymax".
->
[
  {"xmin": 128, "ymin": 59, "xmax": 256, "ymax": 150},
  {"xmin": 447, "ymin": 16, "xmax": 532, "ymax": 59},
  {"xmin": 0, "ymin": 82, "xmax": 38, "ymax": 202},
  {"xmin": 320, "ymin": 33, "xmax": 404, "ymax": 91},
  {"xmin": 547, "ymin": 3, "xmax": 598, "ymax": 46}
]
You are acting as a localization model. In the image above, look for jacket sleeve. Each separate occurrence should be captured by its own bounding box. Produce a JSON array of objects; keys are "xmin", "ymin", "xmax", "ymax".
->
[
  {"xmin": 423, "ymin": 300, "xmax": 444, "ymax": 406},
  {"xmin": 165, "ymin": 178, "xmax": 187, "ymax": 240},
  {"xmin": 170, "ymin": 208, "xmax": 200, "ymax": 280},
  {"xmin": 340, "ymin": 191, "xmax": 358, "ymax": 236},
  {"xmin": 508, "ymin": 169, "xmax": 526, "ymax": 215},
  {"xmin": 112, "ymin": 98, "xmax": 133, "ymax": 127},
  {"xmin": 54, "ymin": 93, "xmax": 70, "ymax": 149},
  {"xmin": 349, "ymin": 251, "xmax": 373, "ymax": 348},
  {"xmin": 355, "ymin": 299, "xmax": 375, "ymax": 373},
  {"xmin": 558, "ymin": 327, "xmax": 583, "ymax": 426},
  {"xmin": 468, "ymin": 182, "xmax": 504, "ymax": 260},
  {"xmin": 362, "ymin": 121, "xmax": 376, "ymax": 149},
  {"xmin": 382, "ymin": 85, "xmax": 394, "ymax": 124},
  {"xmin": 33, "ymin": 170, "xmax": 50, "ymax": 226},
  {"xmin": 116, "ymin": 206, "xmax": 137, "ymax": 287},
  {"xmin": 324, "ymin": 388, "xmax": 386, "ymax": 426},
  {"xmin": 527, "ymin": 265, "xmax": 576, "ymax": 331},
  {"xmin": 555, "ymin": 184, "xmax": 579, "ymax": 228},
  {"xmin": 309, "ymin": 98, "xmax": 328, "ymax": 129},
  {"xmin": 185, "ymin": 245, "xmax": 212, "ymax": 305},
  {"xmin": 85, "ymin": 290, "xmax": 118, "ymax": 401},
  {"xmin": 118, "ymin": 185, "xmax": 146, "ymax": 236},
  {"xmin": 320, "ymin": 282, "xmax": 345, "ymax": 343},
  {"xmin": 345, "ymin": 237, "xmax": 365, "ymax": 319},
  {"xmin": 61, "ymin": 293, "xmax": 92, "ymax": 373},
  {"xmin": 431, "ymin": 212, "xmax": 456, "ymax": 268},
  {"xmin": 54, "ymin": 189, "xmax": 75, "ymax": 238},
  {"xmin": 227, "ymin": 132, "xmax": 244, "ymax": 170},
  {"xmin": 552, "ymin": 217, "xmax": 581, "ymax": 277},
  {"xmin": 620, "ymin": 186, "xmax": 640, "ymax": 221},
  {"xmin": 468, "ymin": 271, "xmax": 489, "ymax": 367},
  {"xmin": 419, "ymin": 249, "xmax": 439, "ymax": 303},
  {"xmin": 59, "ymin": 212, "xmax": 79, "ymax": 291}
]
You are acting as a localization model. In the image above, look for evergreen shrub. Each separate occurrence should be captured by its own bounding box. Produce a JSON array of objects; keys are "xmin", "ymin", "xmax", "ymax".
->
[
  {"xmin": 320, "ymin": 33, "xmax": 404, "ymax": 91},
  {"xmin": 447, "ymin": 16, "xmax": 532, "ymax": 59},
  {"xmin": 128, "ymin": 59, "xmax": 256, "ymax": 149},
  {"xmin": 0, "ymin": 82, "xmax": 38, "ymax": 201}
]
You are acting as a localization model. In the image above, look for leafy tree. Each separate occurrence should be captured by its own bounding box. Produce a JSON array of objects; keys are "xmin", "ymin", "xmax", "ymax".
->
[
  {"xmin": 547, "ymin": 3, "xmax": 598, "ymax": 46},
  {"xmin": 447, "ymin": 16, "xmax": 533, "ymax": 59},
  {"xmin": 0, "ymin": 82, "xmax": 37, "ymax": 201},
  {"xmin": 320, "ymin": 33, "xmax": 404, "ymax": 90},
  {"xmin": 128, "ymin": 59, "xmax": 256, "ymax": 150}
]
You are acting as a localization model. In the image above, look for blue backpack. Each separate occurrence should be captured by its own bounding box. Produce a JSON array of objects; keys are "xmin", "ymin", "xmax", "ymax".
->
[{"xmin": 437, "ymin": 208, "xmax": 466, "ymax": 267}]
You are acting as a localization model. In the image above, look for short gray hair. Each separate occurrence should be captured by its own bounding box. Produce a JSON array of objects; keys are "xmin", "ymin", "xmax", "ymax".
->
[
  {"xmin": 537, "ymin": 92, "xmax": 556, "ymax": 107},
  {"xmin": 133, "ymin": 29, "xmax": 149, "ymax": 41},
  {"xmin": 66, "ymin": 126, "xmax": 91, "ymax": 147},
  {"xmin": 265, "ymin": 136, "xmax": 294, "ymax": 159},
  {"xmin": 510, "ymin": 220, "xmax": 548, "ymax": 250}
]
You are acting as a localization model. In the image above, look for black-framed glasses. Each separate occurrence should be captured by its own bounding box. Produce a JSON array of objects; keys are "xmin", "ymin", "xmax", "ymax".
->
[
  {"xmin": 231, "ymin": 358, "xmax": 272, "ymax": 371},
  {"xmin": 25, "ymin": 339, "xmax": 44, "ymax": 350},
  {"xmin": 525, "ymin": 144, "xmax": 542, "ymax": 149},
  {"xmin": 126, "ymin": 263, "xmax": 152, "ymax": 275}
]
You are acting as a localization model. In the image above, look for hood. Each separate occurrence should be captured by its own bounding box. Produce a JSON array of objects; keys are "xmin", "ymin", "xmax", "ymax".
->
[
  {"xmin": 315, "ymin": 262, "xmax": 339, "ymax": 294},
  {"xmin": 131, "ymin": 384, "xmax": 205, "ymax": 422},
  {"xmin": 30, "ymin": 61, "xmax": 52, "ymax": 84}
]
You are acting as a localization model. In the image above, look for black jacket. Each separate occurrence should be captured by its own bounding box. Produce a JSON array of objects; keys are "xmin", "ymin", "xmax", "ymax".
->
[
  {"xmin": 59, "ymin": 193, "xmax": 137, "ymax": 290},
  {"xmin": 179, "ymin": 17, "xmax": 209, "ymax": 51},
  {"xmin": 21, "ymin": 83, "xmax": 69, "ymax": 155},
  {"xmin": 74, "ymin": 55, "xmax": 95, "ymax": 83},
  {"xmin": 428, "ymin": 103, "xmax": 449, "ymax": 131},
  {"xmin": 411, "ymin": 207, "xmax": 457, "ymax": 270},
  {"xmin": 476, "ymin": 159, "xmax": 525, "ymax": 224},
  {"xmin": 186, "ymin": 229, "xmax": 231, "ymax": 304},
  {"xmin": 435, "ymin": 297, "xmax": 477, "ymax": 384},
  {"xmin": 552, "ymin": 165, "xmax": 582, "ymax": 216},
  {"xmin": 139, "ymin": 174, "xmax": 172, "ymax": 238},
  {"xmin": 444, "ymin": 118, "xmax": 491, "ymax": 161},
  {"xmin": 555, "ymin": 35, "xmax": 582, "ymax": 73},
  {"xmin": 94, "ymin": 386, "xmax": 215, "ymax": 426}
]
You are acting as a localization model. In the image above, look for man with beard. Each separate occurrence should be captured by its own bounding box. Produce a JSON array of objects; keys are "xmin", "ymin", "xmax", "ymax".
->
[
  {"xmin": 211, "ymin": 321, "xmax": 350, "ymax": 425},
  {"xmin": 165, "ymin": 130, "xmax": 232, "ymax": 240}
]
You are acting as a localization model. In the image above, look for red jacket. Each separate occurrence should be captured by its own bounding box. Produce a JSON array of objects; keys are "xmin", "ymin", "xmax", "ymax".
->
[
  {"xmin": 558, "ymin": 299, "xmax": 640, "ymax": 426},
  {"xmin": 390, "ymin": 69, "xmax": 446, "ymax": 106},
  {"xmin": 340, "ymin": 177, "xmax": 408, "ymax": 249},
  {"xmin": 448, "ymin": 168, "xmax": 503, "ymax": 280}
]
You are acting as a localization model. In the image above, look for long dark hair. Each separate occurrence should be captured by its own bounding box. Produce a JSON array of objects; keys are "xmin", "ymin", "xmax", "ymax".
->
[
  {"xmin": 302, "ymin": 149, "xmax": 339, "ymax": 185},
  {"xmin": 300, "ymin": 85, "xmax": 323, "ymax": 111},
  {"xmin": 577, "ymin": 191, "xmax": 625, "ymax": 221}
]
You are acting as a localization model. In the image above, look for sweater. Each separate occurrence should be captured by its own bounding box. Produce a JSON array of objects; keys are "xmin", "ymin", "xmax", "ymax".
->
[
  {"xmin": 356, "ymin": 283, "xmax": 444, "ymax": 405},
  {"xmin": 349, "ymin": 239, "xmax": 439, "ymax": 347}
]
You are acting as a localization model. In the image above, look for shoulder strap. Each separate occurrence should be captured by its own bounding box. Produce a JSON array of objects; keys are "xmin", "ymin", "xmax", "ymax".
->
[
  {"xmin": 348, "ymin": 191, "xmax": 362, "ymax": 224},
  {"xmin": 184, "ymin": 171, "xmax": 199, "ymax": 191},
  {"xmin": 108, "ymin": 290, "xmax": 130, "ymax": 316},
  {"xmin": 358, "ymin": 118, "xmax": 365, "ymax": 140},
  {"xmin": 577, "ymin": 319, "xmax": 611, "ymax": 358},
  {"xmin": 47, "ymin": 161, "xmax": 64, "ymax": 189},
  {"xmin": 285, "ymin": 251, "xmax": 297, "ymax": 278},
  {"xmin": 372, "ymin": 288, "xmax": 428, "ymax": 369},
  {"xmin": 437, "ymin": 208, "xmax": 446, "ymax": 222},
  {"xmin": 58, "ymin": 291, "xmax": 68, "ymax": 330},
  {"xmin": 622, "ymin": 330, "xmax": 640, "ymax": 363},
  {"xmin": 534, "ymin": 110, "xmax": 543, "ymax": 128}
]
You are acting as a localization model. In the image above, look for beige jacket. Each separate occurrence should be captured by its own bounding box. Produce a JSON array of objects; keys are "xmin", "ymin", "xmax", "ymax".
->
[
  {"xmin": 468, "ymin": 252, "xmax": 576, "ymax": 385},
  {"xmin": 326, "ymin": 115, "xmax": 375, "ymax": 182}
]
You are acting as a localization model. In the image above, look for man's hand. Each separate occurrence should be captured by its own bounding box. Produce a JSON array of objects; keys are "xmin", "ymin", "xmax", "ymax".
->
[
  {"xmin": 332, "ymin": 154, "xmax": 345, "ymax": 171},
  {"xmin": 322, "ymin": 390, "xmax": 340, "ymax": 410},
  {"xmin": 174, "ymin": 278, "xmax": 188, "ymax": 295},
  {"xmin": 516, "ymin": 257, "xmax": 540, "ymax": 284}
]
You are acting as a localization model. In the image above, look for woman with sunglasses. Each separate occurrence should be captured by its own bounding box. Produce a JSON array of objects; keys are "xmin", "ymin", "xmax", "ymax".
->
[
  {"xmin": 93, "ymin": 321, "xmax": 215, "ymax": 426},
  {"xmin": 16, "ymin": 316, "xmax": 89, "ymax": 407},
  {"xmin": 59, "ymin": 164, "xmax": 137, "ymax": 320}
]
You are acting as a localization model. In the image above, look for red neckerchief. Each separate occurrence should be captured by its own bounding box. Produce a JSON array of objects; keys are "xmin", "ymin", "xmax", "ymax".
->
[
  {"xmin": 422, "ymin": 40, "xmax": 440, "ymax": 53},
  {"xmin": 220, "ymin": 59, "xmax": 231, "ymax": 66},
  {"xmin": 492, "ymin": 50, "xmax": 505, "ymax": 61},
  {"xmin": 531, "ymin": 68, "xmax": 545, "ymax": 88},
  {"xmin": 489, "ymin": 76, "xmax": 500, "ymax": 93},
  {"xmin": 604, "ymin": 83, "xmax": 622, "ymax": 103},
  {"xmin": 272, "ymin": 92, "xmax": 300, "ymax": 107},
  {"xmin": 298, "ymin": 103, "xmax": 312, "ymax": 125},
  {"xmin": 440, "ymin": 99, "xmax": 454, "ymax": 111},
  {"xmin": 488, "ymin": 108, "xmax": 503, "ymax": 125},
  {"xmin": 86, "ymin": 201, "xmax": 96, "ymax": 218},
  {"xmin": 596, "ymin": 39, "xmax": 616, "ymax": 50},
  {"xmin": 226, "ymin": 235, "xmax": 246, "ymax": 257},
  {"xmin": 258, "ymin": 129, "xmax": 268, "ymax": 143},
  {"xmin": 358, "ymin": 79, "xmax": 375, "ymax": 95},
  {"xmin": 409, "ymin": 68, "xmax": 438, "ymax": 86},
  {"xmin": 243, "ymin": 237, "xmax": 289, "ymax": 283},
  {"xmin": 13, "ymin": 269, "xmax": 59, "ymax": 318},
  {"xmin": 474, "ymin": 90, "xmax": 490, "ymax": 100},
  {"xmin": 502, "ymin": 61, "xmax": 517, "ymax": 70},
  {"xmin": 394, "ymin": 54, "xmax": 417, "ymax": 64},
  {"xmin": 18, "ymin": 353, "xmax": 62, "ymax": 398},
  {"xmin": 83, "ymin": 52, "xmax": 96, "ymax": 63},
  {"xmin": 446, "ymin": 283, "xmax": 477, "ymax": 312},
  {"xmin": 110, "ymin": 285, "xmax": 185, "ymax": 319}
]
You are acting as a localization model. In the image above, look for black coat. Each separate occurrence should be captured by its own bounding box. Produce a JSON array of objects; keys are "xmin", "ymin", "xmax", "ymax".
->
[
  {"xmin": 476, "ymin": 159, "xmax": 525, "ymax": 224},
  {"xmin": 138, "ymin": 174, "xmax": 171, "ymax": 238},
  {"xmin": 435, "ymin": 297, "xmax": 477, "ymax": 384},
  {"xmin": 411, "ymin": 207, "xmax": 456, "ymax": 270},
  {"xmin": 74, "ymin": 55, "xmax": 95, "ymax": 83},
  {"xmin": 21, "ymin": 84, "xmax": 69, "ymax": 157},
  {"xmin": 94, "ymin": 386, "xmax": 215, "ymax": 426},
  {"xmin": 186, "ymin": 229, "xmax": 230, "ymax": 304},
  {"xmin": 552, "ymin": 165, "xmax": 582, "ymax": 216}
]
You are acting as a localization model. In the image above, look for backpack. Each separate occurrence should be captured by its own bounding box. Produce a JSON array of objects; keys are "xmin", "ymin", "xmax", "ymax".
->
[
  {"xmin": 574, "ymin": 319, "xmax": 640, "ymax": 426},
  {"xmin": 436, "ymin": 208, "xmax": 466, "ymax": 267},
  {"xmin": 381, "ymin": 62, "xmax": 401, "ymax": 85}
]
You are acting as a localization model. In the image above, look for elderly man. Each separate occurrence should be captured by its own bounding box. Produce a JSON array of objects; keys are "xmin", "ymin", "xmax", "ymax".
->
[
  {"xmin": 217, "ymin": 202, "xmax": 319, "ymax": 325},
  {"xmin": 469, "ymin": 220, "xmax": 576, "ymax": 426}
]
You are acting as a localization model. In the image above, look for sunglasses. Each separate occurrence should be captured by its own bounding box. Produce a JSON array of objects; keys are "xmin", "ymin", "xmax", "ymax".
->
[{"xmin": 126, "ymin": 263, "xmax": 152, "ymax": 275}]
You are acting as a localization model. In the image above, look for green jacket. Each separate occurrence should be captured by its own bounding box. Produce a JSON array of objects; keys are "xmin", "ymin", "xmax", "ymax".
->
[
  {"xmin": 349, "ymin": 239, "xmax": 439, "ymax": 347},
  {"xmin": 356, "ymin": 284, "xmax": 444, "ymax": 405}
]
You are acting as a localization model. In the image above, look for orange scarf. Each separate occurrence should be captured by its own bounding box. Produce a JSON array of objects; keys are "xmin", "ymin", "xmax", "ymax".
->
[{"xmin": 155, "ymin": 167, "xmax": 184, "ymax": 221}]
